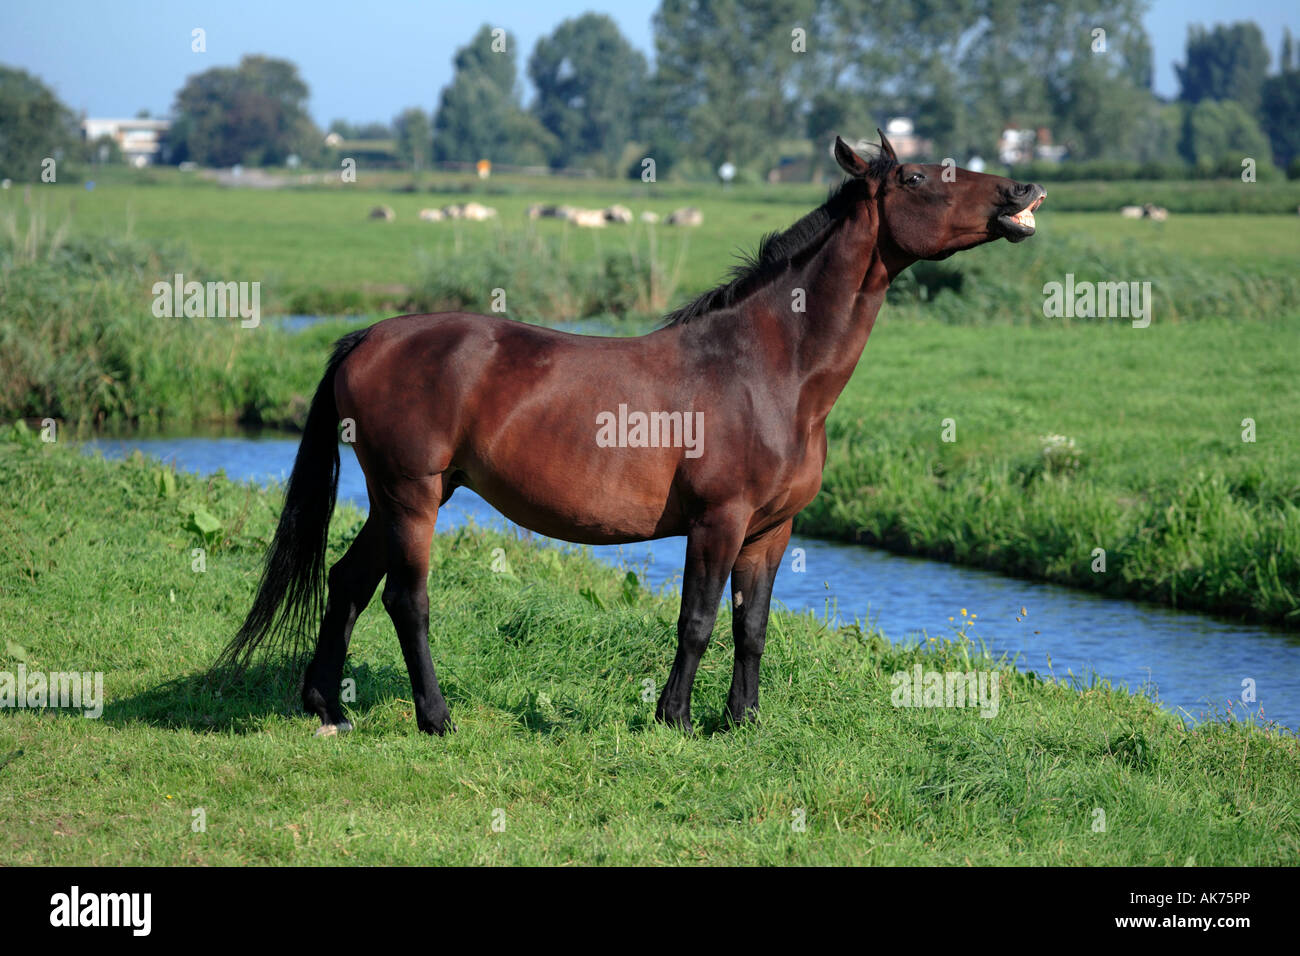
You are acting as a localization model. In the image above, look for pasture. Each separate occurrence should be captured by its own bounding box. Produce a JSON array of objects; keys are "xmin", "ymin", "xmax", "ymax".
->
[
  {"xmin": 3, "ymin": 169, "xmax": 1299, "ymax": 865},
  {"xmin": 1, "ymin": 437, "xmax": 1297, "ymax": 865},
  {"xmin": 3, "ymin": 171, "xmax": 1297, "ymax": 623},
  {"xmin": 16, "ymin": 170, "xmax": 1300, "ymax": 312}
]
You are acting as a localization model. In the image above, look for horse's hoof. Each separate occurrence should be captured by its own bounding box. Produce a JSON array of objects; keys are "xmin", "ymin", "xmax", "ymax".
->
[
  {"xmin": 314, "ymin": 720, "xmax": 352, "ymax": 737},
  {"xmin": 724, "ymin": 706, "xmax": 759, "ymax": 729},
  {"xmin": 656, "ymin": 714, "xmax": 693, "ymax": 735}
]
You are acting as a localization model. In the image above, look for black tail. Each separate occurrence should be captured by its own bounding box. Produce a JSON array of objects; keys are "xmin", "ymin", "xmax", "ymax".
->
[{"xmin": 214, "ymin": 328, "xmax": 371, "ymax": 676}]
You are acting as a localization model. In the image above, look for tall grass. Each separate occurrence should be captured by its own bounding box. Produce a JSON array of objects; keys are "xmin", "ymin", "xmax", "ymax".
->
[
  {"xmin": 1, "ymin": 204, "xmax": 71, "ymax": 266},
  {"xmin": 886, "ymin": 230, "xmax": 1300, "ymax": 325},
  {"xmin": 406, "ymin": 223, "xmax": 686, "ymax": 320},
  {"xmin": 0, "ymin": 206, "xmax": 338, "ymax": 428}
]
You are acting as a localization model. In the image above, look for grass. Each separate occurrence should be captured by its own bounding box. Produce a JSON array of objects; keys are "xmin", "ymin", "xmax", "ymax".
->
[
  {"xmin": 1, "ymin": 437, "xmax": 1296, "ymax": 865},
  {"xmin": 0, "ymin": 241, "xmax": 352, "ymax": 429},
  {"xmin": 405, "ymin": 224, "xmax": 685, "ymax": 319},
  {"xmin": 3, "ymin": 173, "xmax": 1298, "ymax": 624},
  {"xmin": 9, "ymin": 170, "xmax": 1300, "ymax": 311},
  {"xmin": 1014, "ymin": 177, "xmax": 1300, "ymax": 214},
  {"xmin": 807, "ymin": 318, "xmax": 1300, "ymax": 625},
  {"xmin": 885, "ymin": 223, "xmax": 1300, "ymax": 325}
]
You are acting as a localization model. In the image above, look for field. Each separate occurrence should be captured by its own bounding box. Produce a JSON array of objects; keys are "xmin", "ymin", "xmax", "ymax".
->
[
  {"xmin": 3, "ymin": 170, "xmax": 1297, "ymax": 624},
  {"xmin": 11, "ymin": 170, "xmax": 1300, "ymax": 312},
  {"xmin": 3, "ymin": 170, "xmax": 1299, "ymax": 865},
  {"xmin": 2, "ymin": 438, "xmax": 1297, "ymax": 865}
]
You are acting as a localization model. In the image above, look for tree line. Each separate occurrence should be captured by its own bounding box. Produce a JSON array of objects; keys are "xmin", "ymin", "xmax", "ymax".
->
[{"xmin": 2, "ymin": 3, "xmax": 1298, "ymax": 182}]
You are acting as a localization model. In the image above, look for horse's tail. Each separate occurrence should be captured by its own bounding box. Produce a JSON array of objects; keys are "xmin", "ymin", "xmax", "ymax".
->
[{"xmin": 213, "ymin": 327, "xmax": 371, "ymax": 676}]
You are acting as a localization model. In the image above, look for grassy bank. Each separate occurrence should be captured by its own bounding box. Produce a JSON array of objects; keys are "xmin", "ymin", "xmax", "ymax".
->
[
  {"xmin": 1, "ymin": 438, "xmax": 1296, "ymax": 865},
  {"xmin": 806, "ymin": 318, "xmax": 1300, "ymax": 626},
  {"xmin": 0, "ymin": 244, "xmax": 348, "ymax": 429},
  {"xmin": 3, "ymin": 177, "xmax": 1297, "ymax": 625}
]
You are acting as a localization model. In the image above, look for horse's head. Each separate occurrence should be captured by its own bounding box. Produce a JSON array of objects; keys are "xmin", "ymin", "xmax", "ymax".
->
[{"xmin": 834, "ymin": 131, "xmax": 1045, "ymax": 262}]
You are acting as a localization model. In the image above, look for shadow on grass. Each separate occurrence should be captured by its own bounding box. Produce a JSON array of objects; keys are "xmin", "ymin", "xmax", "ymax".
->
[
  {"xmin": 98, "ymin": 660, "xmax": 728, "ymax": 740},
  {"xmin": 499, "ymin": 687, "xmax": 740, "ymax": 739},
  {"xmin": 98, "ymin": 661, "xmax": 424, "ymax": 734}
]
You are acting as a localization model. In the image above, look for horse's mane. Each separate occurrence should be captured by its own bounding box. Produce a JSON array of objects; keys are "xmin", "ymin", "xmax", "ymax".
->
[{"xmin": 661, "ymin": 153, "xmax": 895, "ymax": 327}]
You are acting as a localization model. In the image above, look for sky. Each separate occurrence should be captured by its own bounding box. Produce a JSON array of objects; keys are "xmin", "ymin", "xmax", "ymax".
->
[{"xmin": 0, "ymin": 1, "xmax": 1295, "ymax": 125}]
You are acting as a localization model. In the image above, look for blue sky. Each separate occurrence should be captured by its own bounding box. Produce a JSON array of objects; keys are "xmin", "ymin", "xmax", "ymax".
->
[{"xmin": 0, "ymin": 1, "xmax": 1294, "ymax": 124}]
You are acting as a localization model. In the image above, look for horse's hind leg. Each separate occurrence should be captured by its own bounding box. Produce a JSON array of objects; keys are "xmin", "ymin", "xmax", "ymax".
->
[
  {"xmin": 303, "ymin": 516, "xmax": 386, "ymax": 734},
  {"xmin": 381, "ymin": 476, "xmax": 453, "ymax": 735}
]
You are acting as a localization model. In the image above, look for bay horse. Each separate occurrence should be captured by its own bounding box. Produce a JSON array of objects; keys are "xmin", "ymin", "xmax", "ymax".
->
[{"xmin": 216, "ymin": 132, "xmax": 1044, "ymax": 736}]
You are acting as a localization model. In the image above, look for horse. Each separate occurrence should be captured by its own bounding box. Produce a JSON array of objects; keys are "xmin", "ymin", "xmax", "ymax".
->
[{"xmin": 215, "ymin": 131, "xmax": 1045, "ymax": 736}]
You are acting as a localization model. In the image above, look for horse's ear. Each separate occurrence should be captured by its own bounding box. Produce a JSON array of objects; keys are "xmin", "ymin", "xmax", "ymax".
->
[
  {"xmin": 833, "ymin": 136, "xmax": 871, "ymax": 177},
  {"xmin": 876, "ymin": 128, "xmax": 898, "ymax": 163}
]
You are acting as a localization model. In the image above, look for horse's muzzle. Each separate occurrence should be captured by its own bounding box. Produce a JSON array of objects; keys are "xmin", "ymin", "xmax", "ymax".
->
[{"xmin": 995, "ymin": 184, "xmax": 1047, "ymax": 242}]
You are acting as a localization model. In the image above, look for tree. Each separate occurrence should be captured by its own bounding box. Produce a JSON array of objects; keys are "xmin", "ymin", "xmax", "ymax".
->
[
  {"xmin": 1135, "ymin": 102, "xmax": 1186, "ymax": 165},
  {"xmin": 393, "ymin": 108, "xmax": 432, "ymax": 170},
  {"xmin": 432, "ymin": 25, "xmax": 553, "ymax": 165},
  {"xmin": 1180, "ymin": 98, "xmax": 1272, "ymax": 169},
  {"xmin": 327, "ymin": 119, "xmax": 357, "ymax": 140},
  {"xmin": 1048, "ymin": 32, "xmax": 1154, "ymax": 161},
  {"xmin": 1176, "ymin": 22, "xmax": 1271, "ymax": 115},
  {"xmin": 1260, "ymin": 31, "xmax": 1300, "ymax": 168},
  {"xmin": 169, "ymin": 55, "xmax": 320, "ymax": 166},
  {"xmin": 0, "ymin": 66, "xmax": 76, "ymax": 181},
  {"xmin": 354, "ymin": 121, "xmax": 393, "ymax": 140},
  {"xmin": 798, "ymin": 0, "xmax": 1155, "ymax": 164},
  {"xmin": 652, "ymin": 0, "xmax": 816, "ymax": 172},
  {"xmin": 951, "ymin": 0, "xmax": 1152, "ymax": 159},
  {"xmin": 528, "ymin": 14, "xmax": 647, "ymax": 172}
]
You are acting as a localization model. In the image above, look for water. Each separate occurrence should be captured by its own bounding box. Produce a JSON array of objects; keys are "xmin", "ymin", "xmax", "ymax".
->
[
  {"xmin": 84, "ymin": 431, "xmax": 1300, "ymax": 731},
  {"xmin": 271, "ymin": 315, "xmax": 633, "ymax": 337}
]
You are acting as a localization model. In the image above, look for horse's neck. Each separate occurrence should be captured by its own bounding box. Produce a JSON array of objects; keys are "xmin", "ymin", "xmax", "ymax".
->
[{"xmin": 790, "ymin": 206, "xmax": 899, "ymax": 422}]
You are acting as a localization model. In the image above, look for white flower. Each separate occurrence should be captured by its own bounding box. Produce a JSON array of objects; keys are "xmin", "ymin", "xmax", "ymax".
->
[{"xmin": 1039, "ymin": 434, "xmax": 1081, "ymax": 472}]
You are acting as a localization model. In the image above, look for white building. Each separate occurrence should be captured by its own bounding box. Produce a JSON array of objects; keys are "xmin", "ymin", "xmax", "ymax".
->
[
  {"xmin": 875, "ymin": 118, "xmax": 931, "ymax": 161},
  {"xmin": 81, "ymin": 118, "xmax": 171, "ymax": 166}
]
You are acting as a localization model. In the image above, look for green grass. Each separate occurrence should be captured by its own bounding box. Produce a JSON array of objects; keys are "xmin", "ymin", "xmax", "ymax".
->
[
  {"xmin": 3, "ymin": 173, "xmax": 1298, "ymax": 624},
  {"xmin": 10, "ymin": 170, "xmax": 1299, "ymax": 311},
  {"xmin": 806, "ymin": 318, "xmax": 1300, "ymax": 625},
  {"xmin": 1, "ymin": 438, "xmax": 1296, "ymax": 865},
  {"xmin": 886, "ymin": 219, "xmax": 1300, "ymax": 324},
  {"xmin": 0, "ymin": 231, "xmax": 357, "ymax": 430},
  {"xmin": 1019, "ymin": 178, "xmax": 1300, "ymax": 214}
]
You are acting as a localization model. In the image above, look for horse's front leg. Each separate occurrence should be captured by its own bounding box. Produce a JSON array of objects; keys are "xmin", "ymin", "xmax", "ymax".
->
[
  {"xmin": 656, "ymin": 511, "xmax": 747, "ymax": 734},
  {"xmin": 725, "ymin": 519, "xmax": 793, "ymax": 726}
]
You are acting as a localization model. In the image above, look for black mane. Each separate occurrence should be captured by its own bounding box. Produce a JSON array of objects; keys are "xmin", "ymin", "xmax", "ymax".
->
[{"xmin": 662, "ymin": 154, "xmax": 894, "ymax": 327}]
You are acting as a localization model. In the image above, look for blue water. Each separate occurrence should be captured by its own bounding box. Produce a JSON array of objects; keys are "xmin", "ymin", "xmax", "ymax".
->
[{"xmin": 83, "ymin": 432, "xmax": 1300, "ymax": 731}]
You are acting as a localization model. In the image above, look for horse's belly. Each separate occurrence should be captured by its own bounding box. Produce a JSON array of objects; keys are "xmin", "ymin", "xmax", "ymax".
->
[{"xmin": 459, "ymin": 464, "xmax": 684, "ymax": 545}]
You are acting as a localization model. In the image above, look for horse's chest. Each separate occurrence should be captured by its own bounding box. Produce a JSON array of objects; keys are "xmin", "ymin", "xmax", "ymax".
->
[
  {"xmin": 789, "ymin": 426, "xmax": 829, "ymax": 506},
  {"xmin": 755, "ymin": 424, "xmax": 828, "ymax": 524}
]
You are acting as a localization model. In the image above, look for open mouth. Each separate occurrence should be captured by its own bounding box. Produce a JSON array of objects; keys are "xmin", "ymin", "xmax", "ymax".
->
[{"xmin": 995, "ymin": 188, "xmax": 1046, "ymax": 242}]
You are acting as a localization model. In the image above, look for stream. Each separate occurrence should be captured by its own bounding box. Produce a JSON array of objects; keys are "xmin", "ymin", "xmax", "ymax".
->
[{"xmin": 85, "ymin": 430, "xmax": 1300, "ymax": 730}]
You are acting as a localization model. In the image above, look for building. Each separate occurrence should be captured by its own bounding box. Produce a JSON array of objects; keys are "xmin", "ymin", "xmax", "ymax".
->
[
  {"xmin": 998, "ymin": 127, "xmax": 1036, "ymax": 165},
  {"xmin": 875, "ymin": 117, "xmax": 931, "ymax": 161},
  {"xmin": 81, "ymin": 118, "xmax": 171, "ymax": 167},
  {"xmin": 998, "ymin": 126, "xmax": 1066, "ymax": 165}
]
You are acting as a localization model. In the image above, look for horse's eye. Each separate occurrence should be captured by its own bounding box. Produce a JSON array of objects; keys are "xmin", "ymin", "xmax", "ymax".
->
[{"xmin": 906, "ymin": 172, "xmax": 925, "ymax": 186}]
